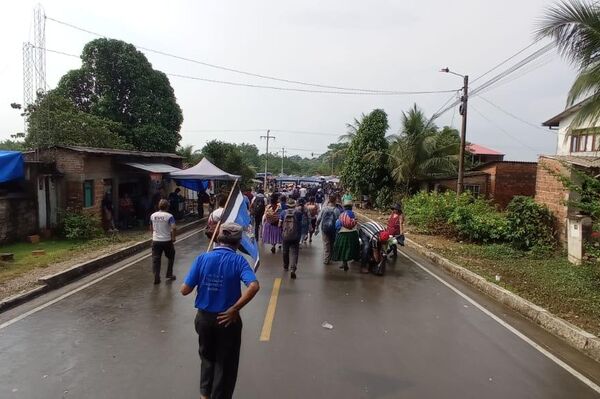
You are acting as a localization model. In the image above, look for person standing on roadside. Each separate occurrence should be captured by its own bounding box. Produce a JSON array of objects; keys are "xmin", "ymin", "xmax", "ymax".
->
[
  {"xmin": 206, "ymin": 195, "xmax": 227, "ymax": 240},
  {"xmin": 150, "ymin": 199, "xmax": 177, "ymax": 284},
  {"xmin": 315, "ymin": 194, "xmax": 341, "ymax": 265},
  {"xmin": 250, "ymin": 189, "xmax": 267, "ymax": 241},
  {"xmin": 306, "ymin": 196, "xmax": 319, "ymax": 243},
  {"xmin": 280, "ymin": 198, "xmax": 303, "ymax": 279},
  {"xmin": 181, "ymin": 223, "xmax": 260, "ymax": 399}
]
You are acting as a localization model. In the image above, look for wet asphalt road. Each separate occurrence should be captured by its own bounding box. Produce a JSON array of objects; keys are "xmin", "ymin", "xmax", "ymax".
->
[{"xmin": 1, "ymin": 229, "xmax": 599, "ymax": 399}]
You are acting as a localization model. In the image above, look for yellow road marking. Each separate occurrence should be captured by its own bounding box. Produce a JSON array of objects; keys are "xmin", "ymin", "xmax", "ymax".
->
[{"xmin": 259, "ymin": 278, "xmax": 282, "ymax": 342}]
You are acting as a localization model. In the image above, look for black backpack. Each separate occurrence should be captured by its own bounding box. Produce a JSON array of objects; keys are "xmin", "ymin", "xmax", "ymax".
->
[{"xmin": 253, "ymin": 197, "xmax": 266, "ymax": 216}]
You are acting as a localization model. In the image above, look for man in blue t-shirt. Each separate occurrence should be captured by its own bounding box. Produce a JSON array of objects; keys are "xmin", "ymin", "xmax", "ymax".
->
[{"xmin": 181, "ymin": 223, "xmax": 260, "ymax": 399}]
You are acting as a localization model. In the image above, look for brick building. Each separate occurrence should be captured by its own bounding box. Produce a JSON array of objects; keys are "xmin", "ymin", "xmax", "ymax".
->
[
  {"xmin": 421, "ymin": 161, "xmax": 538, "ymax": 209},
  {"xmin": 23, "ymin": 146, "xmax": 183, "ymax": 229},
  {"xmin": 467, "ymin": 143, "xmax": 505, "ymax": 164}
]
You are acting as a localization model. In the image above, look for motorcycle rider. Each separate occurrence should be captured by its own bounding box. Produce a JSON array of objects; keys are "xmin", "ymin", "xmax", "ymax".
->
[{"xmin": 358, "ymin": 220, "xmax": 395, "ymax": 275}]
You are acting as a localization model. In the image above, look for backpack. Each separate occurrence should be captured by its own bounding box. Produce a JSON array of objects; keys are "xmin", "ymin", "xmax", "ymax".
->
[
  {"xmin": 265, "ymin": 205, "xmax": 280, "ymax": 225},
  {"xmin": 282, "ymin": 209, "xmax": 300, "ymax": 241},
  {"xmin": 321, "ymin": 208, "xmax": 337, "ymax": 236},
  {"xmin": 252, "ymin": 197, "xmax": 266, "ymax": 216},
  {"xmin": 339, "ymin": 211, "xmax": 357, "ymax": 229}
]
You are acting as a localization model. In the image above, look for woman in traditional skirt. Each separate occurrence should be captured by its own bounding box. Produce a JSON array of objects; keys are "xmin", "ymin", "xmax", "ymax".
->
[
  {"xmin": 333, "ymin": 199, "xmax": 360, "ymax": 271},
  {"xmin": 262, "ymin": 193, "xmax": 282, "ymax": 253}
]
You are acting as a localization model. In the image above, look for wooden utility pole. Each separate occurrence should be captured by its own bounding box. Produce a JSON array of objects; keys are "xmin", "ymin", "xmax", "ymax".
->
[
  {"xmin": 457, "ymin": 75, "xmax": 469, "ymax": 195},
  {"xmin": 260, "ymin": 130, "xmax": 275, "ymax": 191}
]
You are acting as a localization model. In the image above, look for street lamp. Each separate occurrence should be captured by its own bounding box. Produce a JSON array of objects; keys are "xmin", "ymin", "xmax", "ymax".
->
[{"xmin": 441, "ymin": 67, "xmax": 469, "ymax": 195}]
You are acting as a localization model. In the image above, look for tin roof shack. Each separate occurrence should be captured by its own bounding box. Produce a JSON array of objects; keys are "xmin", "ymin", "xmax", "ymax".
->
[
  {"xmin": 420, "ymin": 161, "xmax": 537, "ymax": 209},
  {"xmin": 467, "ymin": 143, "xmax": 505, "ymax": 165},
  {"xmin": 23, "ymin": 146, "xmax": 182, "ymax": 229}
]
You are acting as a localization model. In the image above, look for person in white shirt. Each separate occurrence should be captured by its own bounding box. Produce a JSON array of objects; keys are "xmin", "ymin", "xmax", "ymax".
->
[
  {"xmin": 299, "ymin": 186, "xmax": 307, "ymax": 199},
  {"xmin": 150, "ymin": 199, "xmax": 177, "ymax": 284},
  {"xmin": 206, "ymin": 195, "xmax": 227, "ymax": 239}
]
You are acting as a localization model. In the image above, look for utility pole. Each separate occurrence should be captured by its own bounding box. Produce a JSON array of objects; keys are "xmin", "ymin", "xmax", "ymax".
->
[
  {"xmin": 280, "ymin": 147, "xmax": 286, "ymax": 175},
  {"xmin": 260, "ymin": 130, "xmax": 275, "ymax": 192},
  {"xmin": 457, "ymin": 75, "xmax": 468, "ymax": 195},
  {"xmin": 441, "ymin": 68, "xmax": 468, "ymax": 195}
]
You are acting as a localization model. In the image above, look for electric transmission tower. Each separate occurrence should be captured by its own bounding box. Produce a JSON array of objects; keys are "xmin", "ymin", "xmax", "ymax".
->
[{"xmin": 23, "ymin": 3, "xmax": 47, "ymax": 109}]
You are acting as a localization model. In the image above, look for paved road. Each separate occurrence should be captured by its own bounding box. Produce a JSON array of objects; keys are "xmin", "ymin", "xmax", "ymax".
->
[{"xmin": 1, "ymin": 228, "xmax": 600, "ymax": 399}]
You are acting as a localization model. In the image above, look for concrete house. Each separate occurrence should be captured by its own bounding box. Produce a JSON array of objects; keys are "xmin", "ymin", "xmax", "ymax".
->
[{"xmin": 536, "ymin": 99, "xmax": 600, "ymax": 243}]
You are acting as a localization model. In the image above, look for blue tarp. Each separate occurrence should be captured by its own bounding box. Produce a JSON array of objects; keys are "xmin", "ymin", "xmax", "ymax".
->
[{"xmin": 0, "ymin": 151, "xmax": 24, "ymax": 183}]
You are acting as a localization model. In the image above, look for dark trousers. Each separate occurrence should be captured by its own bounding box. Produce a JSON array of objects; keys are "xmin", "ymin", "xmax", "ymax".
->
[
  {"xmin": 198, "ymin": 202, "xmax": 205, "ymax": 219},
  {"xmin": 151, "ymin": 240, "xmax": 175, "ymax": 278},
  {"xmin": 282, "ymin": 239, "xmax": 300, "ymax": 271},
  {"xmin": 254, "ymin": 213, "xmax": 263, "ymax": 240},
  {"xmin": 195, "ymin": 310, "xmax": 242, "ymax": 399}
]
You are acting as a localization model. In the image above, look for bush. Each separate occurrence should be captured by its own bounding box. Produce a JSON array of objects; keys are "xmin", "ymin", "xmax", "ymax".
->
[
  {"xmin": 448, "ymin": 198, "xmax": 508, "ymax": 243},
  {"xmin": 404, "ymin": 191, "xmax": 466, "ymax": 234},
  {"xmin": 374, "ymin": 186, "xmax": 394, "ymax": 209},
  {"xmin": 62, "ymin": 211, "xmax": 102, "ymax": 240},
  {"xmin": 505, "ymin": 196, "xmax": 555, "ymax": 251}
]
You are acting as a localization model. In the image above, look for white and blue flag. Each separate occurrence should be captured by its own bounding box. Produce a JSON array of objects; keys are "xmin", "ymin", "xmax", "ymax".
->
[{"xmin": 220, "ymin": 185, "xmax": 261, "ymax": 271}]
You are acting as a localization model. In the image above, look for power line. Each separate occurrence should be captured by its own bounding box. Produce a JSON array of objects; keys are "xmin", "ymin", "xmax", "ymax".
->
[
  {"xmin": 469, "ymin": 104, "xmax": 540, "ymax": 153},
  {"xmin": 39, "ymin": 46, "xmax": 459, "ymax": 96},
  {"xmin": 477, "ymin": 96, "xmax": 555, "ymax": 134},
  {"xmin": 471, "ymin": 40, "xmax": 543, "ymax": 83},
  {"xmin": 432, "ymin": 43, "xmax": 555, "ymax": 120},
  {"xmin": 182, "ymin": 129, "xmax": 341, "ymax": 137},
  {"xmin": 45, "ymin": 15, "xmax": 457, "ymax": 95}
]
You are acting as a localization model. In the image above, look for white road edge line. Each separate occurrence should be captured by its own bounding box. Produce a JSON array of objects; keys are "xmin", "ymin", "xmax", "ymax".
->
[
  {"xmin": 399, "ymin": 250, "xmax": 600, "ymax": 394},
  {"xmin": 0, "ymin": 228, "xmax": 203, "ymax": 331}
]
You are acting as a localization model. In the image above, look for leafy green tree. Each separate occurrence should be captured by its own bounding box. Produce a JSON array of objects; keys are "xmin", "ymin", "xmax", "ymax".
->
[
  {"xmin": 56, "ymin": 38, "xmax": 183, "ymax": 152},
  {"xmin": 201, "ymin": 140, "xmax": 256, "ymax": 187},
  {"xmin": 340, "ymin": 109, "xmax": 390, "ymax": 196},
  {"xmin": 377, "ymin": 104, "xmax": 460, "ymax": 194},
  {"xmin": 537, "ymin": 1, "xmax": 600, "ymax": 126},
  {"xmin": 24, "ymin": 91, "xmax": 130, "ymax": 149},
  {"xmin": 237, "ymin": 143, "xmax": 261, "ymax": 170}
]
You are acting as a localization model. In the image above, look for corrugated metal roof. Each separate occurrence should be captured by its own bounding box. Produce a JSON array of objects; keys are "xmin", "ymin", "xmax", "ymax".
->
[
  {"xmin": 57, "ymin": 145, "xmax": 181, "ymax": 159},
  {"xmin": 467, "ymin": 143, "xmax": 504, "ymax": 156},
  {"xmin": 123, "ymin": 162, "xmax": 182, "ymax": 173}
]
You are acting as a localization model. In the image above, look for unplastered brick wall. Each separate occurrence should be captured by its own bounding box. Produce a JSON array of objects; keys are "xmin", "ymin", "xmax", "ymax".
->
[
  {"xmin": 535, "ymin": 157, "xmax": 570, "ymax": 243},
  {"xmin": 491, "ymin": 162, "xmax": 537, "ymax": 209},
  {"xmin": 0, "ymin": 196, "xmax": 37, "ymax": 244}
]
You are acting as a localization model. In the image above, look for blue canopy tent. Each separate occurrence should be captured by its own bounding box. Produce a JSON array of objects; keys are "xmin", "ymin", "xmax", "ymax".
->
[
  {"xmin": 170, "ymin": 158, "xmax": 240, "ymax": 191},
  {"xmin": 0, "ymin": 151, "xmax": 24, "ymax": 183}
]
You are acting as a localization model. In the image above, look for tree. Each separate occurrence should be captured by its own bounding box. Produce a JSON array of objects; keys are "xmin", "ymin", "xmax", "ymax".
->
[
  {"xmin": 201, "ymin": 140, "xmax": 256, "ymax": 187},
  {"xmin": 176, "ymin": 144, "xmax": 202, "ymax": 166},
  {"xmin": 376, "ymin": 104, "xmax": 460, "ymax": 194},
  {"xmin": 55, "ymin": 38, "xmax": 183, "ymax": 152},
  {"xmin": 340, "ymin": 109, "xmax": 391, "ymax": 195},
  {"xmin": 537, "ymin": 1, "xmax": 600, "ymax": 126},
  {"xmin": 237, "ymin": 143, "xmax": 261, "ymax": 170},
  {"xmin": 24, "ymin": 91, "xmax": 130, "ymax": 149}
]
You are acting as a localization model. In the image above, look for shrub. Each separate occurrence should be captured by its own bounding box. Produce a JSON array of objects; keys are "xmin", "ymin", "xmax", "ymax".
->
[
  {"xmin": 448, "ymin": 198, "xmax": 508, "ymax": 243},
  {"xmin": 62, "ymin": 211, "xmax": 102, "ymax": 240},
  {"xmin": 374, "ymin": 186, "xmax": 394, "ymax": 209},
  {"xmin": 404, "ymin": 191, "xmax": 467, "ymax": 234},
  {"xmin": 505, "ymin": 196, "xmax": 555, "ymax": 251}
]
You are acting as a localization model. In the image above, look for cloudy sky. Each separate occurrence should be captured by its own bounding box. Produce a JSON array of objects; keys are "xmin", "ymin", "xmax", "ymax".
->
[{"xmin": 0, "ymin": 0, "xmax": 576, "ymax": 160}]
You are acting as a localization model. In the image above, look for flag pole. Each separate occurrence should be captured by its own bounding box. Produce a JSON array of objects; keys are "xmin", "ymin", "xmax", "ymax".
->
[{"xmin": 206, "ymin": 178, "xmax": 239, "ymax": 252}]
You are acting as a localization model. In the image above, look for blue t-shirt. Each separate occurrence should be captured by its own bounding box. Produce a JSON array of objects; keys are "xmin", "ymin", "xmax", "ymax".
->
[{"xmin": 184, "ymin": 246, "xmax": 257, "ymax": 313}]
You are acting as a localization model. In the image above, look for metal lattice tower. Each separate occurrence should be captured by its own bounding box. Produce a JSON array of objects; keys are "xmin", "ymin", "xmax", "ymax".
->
[
  {"xmin": 22, "ymin": 42, "xmax": 34, "ymax": 107},
  {"xmin": 33, "ymin": 4, "xmax": 47, "ymax": 95}
]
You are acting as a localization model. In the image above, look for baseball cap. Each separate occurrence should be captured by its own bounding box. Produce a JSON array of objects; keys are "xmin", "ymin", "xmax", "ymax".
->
[{"xmin": 218, "ymin": 223, "xmax": 243, "ymax": 242}]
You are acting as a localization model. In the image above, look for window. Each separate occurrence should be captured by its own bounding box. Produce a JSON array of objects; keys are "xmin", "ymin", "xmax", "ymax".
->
[
  {"xmin": 83, "ymin": 180, "xmax": 94, "ymax": 208},
  {"xmin": 464, "ymin": 184, "xmax": 481, "ymax": 197},
  {"xmin": 570, "ymin": 128, "xmax": 600, "ymax": 153}
]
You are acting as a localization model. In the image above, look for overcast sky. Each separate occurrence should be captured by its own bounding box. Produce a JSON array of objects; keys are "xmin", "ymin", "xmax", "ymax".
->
[{"xmin": 0, "ymin": 0, "xmax": 576, "ymax": 161}]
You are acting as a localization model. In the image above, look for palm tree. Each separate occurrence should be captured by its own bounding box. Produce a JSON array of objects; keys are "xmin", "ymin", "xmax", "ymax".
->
[
  {"xmin": 537, "ymin": 0, "xmax": 600, "ymax": 125},
  {"xmin": 176, "ymin": 144, "xmax": 202, "ymax": 166},
  {"xmin": 338, "ymin": 113, "xmax": 366, "ymax": 142},
  {"xmin": 369, "ymin": 104, "xmax": 459, "ymax": 193}
]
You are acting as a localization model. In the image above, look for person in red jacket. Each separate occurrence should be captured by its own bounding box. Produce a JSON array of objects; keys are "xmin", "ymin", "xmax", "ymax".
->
[{"xmin": 387, "ymin": 203, "xmax": 404, "ymax": 237}]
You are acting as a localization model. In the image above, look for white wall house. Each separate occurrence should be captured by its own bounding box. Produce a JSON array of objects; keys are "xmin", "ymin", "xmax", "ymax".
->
[{"xmin": 542, "ymin": 99, "xmax": 600, "ymax": 156}]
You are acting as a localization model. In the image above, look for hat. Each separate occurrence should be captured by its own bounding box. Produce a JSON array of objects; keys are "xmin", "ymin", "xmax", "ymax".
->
[
  {"xmin": 342, "ymin": 199, "xmax": 353, "ymax": 206},
  {"xmin": 287, "ymin": 198, "xmax": 297, "ymax": 206},
  {"xmin": 218, "ymin": 223, "xmax": 243, "ymax": 242},
  {"xmin": 391, "ymin": 203, "xmax": 402, "ymax": 212},
  {"xmin": 379, "ymin": 231, "xmax": 390, "ymax": 242}
]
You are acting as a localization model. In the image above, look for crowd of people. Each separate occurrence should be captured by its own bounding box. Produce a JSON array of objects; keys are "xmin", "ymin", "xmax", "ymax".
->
[{"xmin": 244, "ymin": 185, "xmax": 405, "ymax": 278}]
